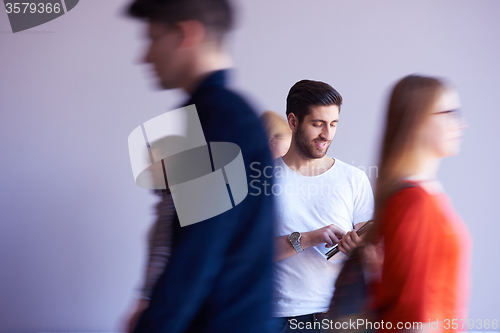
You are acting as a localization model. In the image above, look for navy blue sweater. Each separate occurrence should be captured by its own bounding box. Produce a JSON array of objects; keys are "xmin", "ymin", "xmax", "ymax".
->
[{"xmin": 134, "ymin": 71, "xmax": 275, "ymax": 333}]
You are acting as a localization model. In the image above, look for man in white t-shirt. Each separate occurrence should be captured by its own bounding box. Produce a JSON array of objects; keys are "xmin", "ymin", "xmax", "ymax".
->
[{"xmin": 272, "ymin": 80, "xmax": 374, "ymax": 332}]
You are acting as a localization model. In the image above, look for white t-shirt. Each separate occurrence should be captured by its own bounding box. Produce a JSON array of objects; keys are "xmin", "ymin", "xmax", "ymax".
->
[{"xmin": 272, "ymin": 157, "xmax": 374, "ymax": 317}]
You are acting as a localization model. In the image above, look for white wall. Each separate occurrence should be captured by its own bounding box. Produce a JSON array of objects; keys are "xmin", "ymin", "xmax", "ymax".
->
[{"xmin": 0, "ymin": 1, "xmax": 498, "ymax": 332}]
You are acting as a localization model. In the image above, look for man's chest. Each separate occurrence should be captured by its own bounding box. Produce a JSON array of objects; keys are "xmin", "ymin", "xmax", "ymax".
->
[{"xmin": 273, "ymin": 177, "xmax": 355, "ymax": 234}]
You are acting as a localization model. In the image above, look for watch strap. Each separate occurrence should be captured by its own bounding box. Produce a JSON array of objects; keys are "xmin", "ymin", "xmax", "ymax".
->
[
  {"xmin": 289, "ymin": 232, "xmax": 303, "ymax": 252},
  {"xmin": 292, "ymin": 241, "xmax": 303, "ymax": 253}
]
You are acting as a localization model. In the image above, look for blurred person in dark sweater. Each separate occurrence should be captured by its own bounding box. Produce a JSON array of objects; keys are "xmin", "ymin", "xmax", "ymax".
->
[{"xmin": 124, "ymin": 1, "xmax": 275, "ymax": 332}]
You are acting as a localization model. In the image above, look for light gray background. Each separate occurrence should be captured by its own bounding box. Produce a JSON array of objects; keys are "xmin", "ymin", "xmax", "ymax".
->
[{"xmin": 1, "ymin": 1, "xmax": 499, "ymax": 332}]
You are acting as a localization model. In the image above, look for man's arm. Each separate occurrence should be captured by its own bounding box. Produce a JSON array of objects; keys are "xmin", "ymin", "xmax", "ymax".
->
[
  {"xmin": 133, "ymin": 213, "xmax": 235, "ymax": 333},
  {"xmin": 274, "ymin": 224, "xmax": 346, "ymax": 261}
]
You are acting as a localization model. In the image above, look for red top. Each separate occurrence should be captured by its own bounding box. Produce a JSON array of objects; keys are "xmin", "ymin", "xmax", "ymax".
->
[{"xmin": 372, "ymin": 182, "xmax": 472, "ymax": 332}]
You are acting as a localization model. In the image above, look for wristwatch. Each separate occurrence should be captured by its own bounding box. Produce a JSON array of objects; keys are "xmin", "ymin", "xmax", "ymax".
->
[{"xmin": 288, "ymin": 232, "xmax": 303, "ymax": 253}]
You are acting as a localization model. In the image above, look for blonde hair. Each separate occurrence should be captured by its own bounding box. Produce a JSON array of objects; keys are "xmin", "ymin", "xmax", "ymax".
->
[{"xmin": 260, "ymin": 111, "xmax": 291, "ymax": 140}]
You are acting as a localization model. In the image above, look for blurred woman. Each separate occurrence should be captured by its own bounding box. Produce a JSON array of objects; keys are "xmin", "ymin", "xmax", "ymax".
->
[
  {"xmin": 370, "ymin": 75, "xmax": 471, "ymax": 331},
  {"xmin": 260, "ymin": 110, "xmax": 292, "ymax": 160}
]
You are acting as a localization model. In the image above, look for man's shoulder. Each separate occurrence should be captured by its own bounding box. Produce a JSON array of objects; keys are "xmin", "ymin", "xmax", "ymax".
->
[
  {"xmin": 271, "ymin": 157, "xmax": 287, "ymax": 176},
  {"xmin": 191, "ymin": 84, "xmax": 272, "ymax": 171},
  {"xmin": 272, "ymin": 156, "xmax": 284, "ymax": 167},
  {"xmin": 195, "ymin": 85, "xmax": 256, "ymax": 117},
  {"xmin": 195, "ymin": 86, "xmax": 265, "ymax": 136},
  {"xmin": 332, "ymin": 159, "xmax": 368, "ymax": 180}
]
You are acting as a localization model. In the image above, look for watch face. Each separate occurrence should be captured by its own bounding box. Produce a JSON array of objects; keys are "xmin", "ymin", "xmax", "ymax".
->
[{"xmin": 289, "ymin": 232, "xmax": 300, "ymax": 242}]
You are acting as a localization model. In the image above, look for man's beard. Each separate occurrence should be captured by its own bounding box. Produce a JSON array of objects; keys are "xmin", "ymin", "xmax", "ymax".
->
[{"xmin": 294, "ymin": 123, "xmax": 331, "ymax": 159}]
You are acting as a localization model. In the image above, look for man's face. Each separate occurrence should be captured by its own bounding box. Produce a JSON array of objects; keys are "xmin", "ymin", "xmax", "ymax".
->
[
  {"xmin": 143, "ymin": 22, "xmax": 185, "ymax": 90},
  {"xmin": 293, "ymin": 104, "xmax": 340, "ymax": 159}
]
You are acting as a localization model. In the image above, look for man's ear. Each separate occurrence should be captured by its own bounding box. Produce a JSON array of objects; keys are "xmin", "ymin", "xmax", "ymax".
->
[
  {"xmin": 176, "ymin": 20, "xmax": 206, "ymax": 48},
  {"xmin": 287, "ymin": 113, "xmax": 299, "ymax": 132}
]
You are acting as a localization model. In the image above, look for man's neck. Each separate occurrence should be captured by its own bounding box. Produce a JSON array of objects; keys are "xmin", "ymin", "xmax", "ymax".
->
[
  {"xmin": 181, "ymin": 48, "xmax": 232, "ymax": 95},
  {"xmin": 282, "ymin": 145, "xmax": 335, "ymax": 177}
]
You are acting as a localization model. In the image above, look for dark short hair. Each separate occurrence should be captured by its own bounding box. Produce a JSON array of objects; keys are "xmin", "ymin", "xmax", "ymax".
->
[
  {"xmin": 127, "ymin": 0, "xmax": 233, "ymax": 40},
  {"xmin": 286, "ymin": 80, "xmax": 343, "ymax": 123}
]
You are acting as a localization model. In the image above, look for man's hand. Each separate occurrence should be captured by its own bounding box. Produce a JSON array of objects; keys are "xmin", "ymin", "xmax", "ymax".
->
[
  {"xmin": 337, "ymin": 230, "xmax": 365, "ymax": 256},
  {"xmin": 301, "ymin": 224, "xmax": 346, "ymax": 249},
  {"xmin": 123, "ymin": 299, "xmax": 149, "ymax": 333}
]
